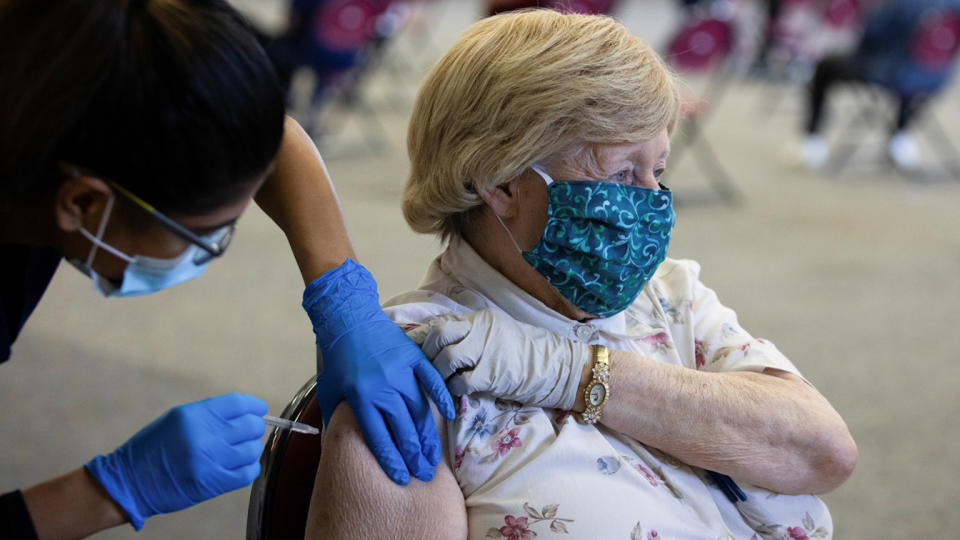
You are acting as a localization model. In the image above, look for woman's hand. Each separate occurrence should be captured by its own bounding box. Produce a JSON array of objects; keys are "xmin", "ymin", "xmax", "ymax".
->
[
  {"xmin": 303, "ymin": 259, "xmax": 455, "ymax": 486},
  {"xmin": 411, "ymin": 309, "xmax": 591, "ymax": 410},
  {"xmin": 84, "ymin": 393, "xmax": 267, "ymax": 530}
]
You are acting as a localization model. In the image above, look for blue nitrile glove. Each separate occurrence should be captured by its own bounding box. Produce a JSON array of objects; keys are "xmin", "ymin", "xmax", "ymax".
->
[
  {"xmin": 302, "ymin": 258, "xmax": 455, "ymax": 485},
  {"xmin": 85, "ymin": 393, "xmax": 267, "ymax": 530}
]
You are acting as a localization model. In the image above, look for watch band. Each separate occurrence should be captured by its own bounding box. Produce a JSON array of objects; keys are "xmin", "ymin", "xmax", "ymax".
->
[{"xmin": 582, "ymin": 345, "xmax": 610, "ymax": 425}]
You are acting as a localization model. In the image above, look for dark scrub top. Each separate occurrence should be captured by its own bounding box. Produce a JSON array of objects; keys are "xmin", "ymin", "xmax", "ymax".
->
[
  {"xmin": 1, "ymin": 243, "xmax": 61, "ymax": 539},
  {"xmin": 1, "ymin": 244, "xmax": 60, "ymax": 363}
]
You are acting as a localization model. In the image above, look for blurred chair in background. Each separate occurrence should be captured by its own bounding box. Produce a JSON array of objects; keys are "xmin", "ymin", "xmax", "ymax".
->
[
  {"xmin": 663, "ymin": 0, "xmax": 742, "ymax": 204},
  {"xmin": 486, "ymin": 0, "xmax": 618, "ymax": 16},
  {"xmin": 801, "ymin": 0, "xmax": 960, "ymax": 172},
  {"xmin": 262, "ymin": 0, "xmax": 424, "ymax": 149},
  {"xmin": 266, "ymin": 0, "xmax": 384, "ymax": 96},
  {"xmin": 747, "ymin": 0, "xmax": 869, "ymax": 126},
  {"xmin": 752, "ymin": 0, "xmax": 866, "ymax": 82},
  {"xmin": 749, "ymin": 0, "xmax": 785, "ymax": 73}
]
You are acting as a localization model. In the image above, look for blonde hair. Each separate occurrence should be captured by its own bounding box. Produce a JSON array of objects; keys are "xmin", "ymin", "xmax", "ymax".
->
[{"xmin": 402, "ymin": 9, "xmax": 680, "ymax": 241}]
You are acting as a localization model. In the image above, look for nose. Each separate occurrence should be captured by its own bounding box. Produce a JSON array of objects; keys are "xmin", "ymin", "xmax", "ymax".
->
[{"xmin": 636, "ymin": 172, "xmax": 660, "ymax": 190}]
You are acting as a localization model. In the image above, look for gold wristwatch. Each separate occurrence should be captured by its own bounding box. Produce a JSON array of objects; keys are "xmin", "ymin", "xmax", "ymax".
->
[{"xmin": 581, "ymin": 345, "xmax": 610, "ymax": 425}]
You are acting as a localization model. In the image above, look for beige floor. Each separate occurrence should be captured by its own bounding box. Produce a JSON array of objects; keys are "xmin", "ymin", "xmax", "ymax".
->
[{"xmin": 3, "ymin": 1, "xmax": 959, "ymax": 538}]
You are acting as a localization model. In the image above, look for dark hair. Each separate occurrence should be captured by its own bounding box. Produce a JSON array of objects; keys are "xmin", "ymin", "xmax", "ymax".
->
[{"xmin": 0, "ymin": 0, "xmax": 285, "ymax": 214}]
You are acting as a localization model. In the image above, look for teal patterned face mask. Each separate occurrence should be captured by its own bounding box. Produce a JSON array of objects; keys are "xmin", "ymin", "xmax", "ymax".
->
[{"xmin": 499, "ymin": 167, "xmax": 675, "ymax": 318}]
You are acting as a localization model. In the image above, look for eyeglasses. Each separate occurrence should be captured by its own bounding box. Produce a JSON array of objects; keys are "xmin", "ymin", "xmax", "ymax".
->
[{"xmin": 60, "ymin": 163, "xmax": 235, "ymax": 265}]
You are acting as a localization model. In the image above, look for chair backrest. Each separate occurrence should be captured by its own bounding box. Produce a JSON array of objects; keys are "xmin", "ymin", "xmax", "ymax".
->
[
  {"xmin": 847, "ymin": 2, "xmax": 960, "ymax": 96},
  {"xmin": 276, "ymin": 0, "xmax": 397, "ymax": 81},
  {"xmin": 486, "ymin": 0, "xmax": 617, "ymax": 16},
  {"xmin": 666, "ymin": 16, "xmax": 734, "ymax": 73},
  {"xmin": 247, "ymin": 377, "xmax": 323, "ymax": 540},
  {"xmin": 309, "ymin": 0, "xmax": 393, "ymax": 52},
  {"xmin": 563, "ymin": 0, "xmax": 618, "ymax": 13},
  {"xmin": 822, "ymin": 0, "xmax": 864, "ymax": 29},
  {"xmin": 911, "ymin": 10, "xmax": 960, "ymax": 69}
]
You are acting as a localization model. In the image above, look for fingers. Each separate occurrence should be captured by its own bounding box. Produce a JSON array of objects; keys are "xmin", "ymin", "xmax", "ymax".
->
[
  {"xmin": 223, "ymin": 414, "xmax": 266, "ymax": 444},
  {"xmin": 202, "ymin": 393, "xmax": 268, "ymax": 420},
  {"xmin": 446, "ymin": 374, "xmax": 472, "ymax": 397},
  {"xmin": 406, "ymin": 313, "xmax": 460, "ymax": 344},
  {"xmin": 350, "ymin": 402, "xmax": 411, "ymax": 485},
  {"xmin": 218, "ymin": 461, "xmax": 261, "ymax": 492},
  {"xmin": 398, "ymin": 378, "xmax": 442, "ymax": 467},
  {"xmin": 414, "ymin": 359, "xmax": 456, "ymax": 420},
  {"xmin": 431, "ymin": 343, "xmax": 479, "ymax": 381},
  {"xmin": 378, "ymin": 394, "xmax": 433, "ymax": 482},
  {"xmin": 420, "ymin": 319, "xmax": 471, "ymax": 360},
  {"xmin": 404, "ymin": 323, "xmax": 432, "ymax": 345},
  {"xmin": 445, "ymin": 367, "xmax": 489, "ymax": 397},
  {"xmin": 217, "ymin": 439, "xmax": 264, "ymax": 470}
]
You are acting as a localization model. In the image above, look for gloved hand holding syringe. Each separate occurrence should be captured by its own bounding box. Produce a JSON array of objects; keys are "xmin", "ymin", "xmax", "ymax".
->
[{"xmin": 84, "ymin": 394, "xmax": 320, "ymax": 531}]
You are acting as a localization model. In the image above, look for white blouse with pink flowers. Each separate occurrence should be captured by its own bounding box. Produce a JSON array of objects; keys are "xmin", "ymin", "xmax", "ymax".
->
[{"xmin": 383, "ymin": 239, "xmax": 832, "ymax": 540}]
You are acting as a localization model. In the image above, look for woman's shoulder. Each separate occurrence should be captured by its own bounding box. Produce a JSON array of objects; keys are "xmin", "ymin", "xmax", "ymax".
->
[
  {"xmin": 382, "ymin": 250, "xmax": 503, "ymax": 324},
  {"xmin": 650, "ymin": 257, "xmax": 703, "ymax": 295},
  {"xmin": 382, "ymin": 286, "xmax": 469, "ymax": 324},
  {"xmin": 654, "ymin": 257, "xmax": 701, "ymax": 280},
  {"xmin": 382, "ymin": 274, "xmax": 489, "ymax": 324}
]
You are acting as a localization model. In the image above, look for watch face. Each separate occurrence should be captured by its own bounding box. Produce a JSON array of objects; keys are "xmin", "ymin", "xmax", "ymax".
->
[{"xmin": 588, "ymin": 384, "xmax": 606, "ymax": 406}]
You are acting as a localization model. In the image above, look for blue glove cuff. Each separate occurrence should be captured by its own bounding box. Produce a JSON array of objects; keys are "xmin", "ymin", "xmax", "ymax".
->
[
  {"xmin": 302, "ymin": 258, "xmax": 387, "ymax": 345},
  {"xmin": 85, "ymin": 454, "xmax": 147, "ymax": 531}
]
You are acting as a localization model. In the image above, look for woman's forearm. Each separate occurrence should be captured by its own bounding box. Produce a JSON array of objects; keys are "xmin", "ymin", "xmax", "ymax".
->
[
  {"xmin": 575, "ymin": 351, "xmax": 857, "ymax": 494},
  {"xmin": 22, "ymin": 468, "xmax": 128, "ymax": 539},
  {"xmin": 255, "ymin": 116, "xmax": 356, "ymax": 284}
]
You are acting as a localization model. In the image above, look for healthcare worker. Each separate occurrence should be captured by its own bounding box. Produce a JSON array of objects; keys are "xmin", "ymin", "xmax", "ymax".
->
[{"xmin": 0, "ymin": 0, "xmax": 454, "ymax": 537}]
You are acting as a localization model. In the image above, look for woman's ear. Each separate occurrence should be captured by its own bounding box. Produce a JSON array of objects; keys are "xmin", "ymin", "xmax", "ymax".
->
[
  {"xmin": 477, "ymin": 176, "xmax": 524, "ymax": 219},
  {"xmin": 54, "ymin": 174, "xmax": 113, "ymax": 233}
]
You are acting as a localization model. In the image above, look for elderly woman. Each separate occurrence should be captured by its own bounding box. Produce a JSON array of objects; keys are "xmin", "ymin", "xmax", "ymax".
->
[{"xmin": 305, "ymin": 10, "xmax": 857, "ymax": 539}]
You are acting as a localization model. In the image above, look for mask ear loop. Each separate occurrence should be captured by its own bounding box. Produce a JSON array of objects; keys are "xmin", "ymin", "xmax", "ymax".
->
[
  {"xmin": 491, "ymin": 176, "xmax": 526, "ymax": 254},
  {"xmin": 77, "ymin": 192, "xmax": 135, "ymax": 265},
  {"xmin": 494, "ymin": 213, "xmax": 524, "ymax": 255},
  {"xmin": 494, "ymin": 165, "xmax": 556, "ymax": 254},
  {"xmin": 530, "ymin": 165, "xmax": 554, "ymax": 185}
]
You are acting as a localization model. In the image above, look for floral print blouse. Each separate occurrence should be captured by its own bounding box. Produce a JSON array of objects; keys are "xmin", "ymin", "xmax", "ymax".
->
[{"xmin": 382, "ymin": 240, "xmax": 832, "ymax": 540}]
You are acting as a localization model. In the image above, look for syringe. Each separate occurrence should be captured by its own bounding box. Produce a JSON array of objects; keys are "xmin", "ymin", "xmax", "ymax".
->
[{"xmin": 263, "ymin": 414, "xmax": 320, "ymax": 435}]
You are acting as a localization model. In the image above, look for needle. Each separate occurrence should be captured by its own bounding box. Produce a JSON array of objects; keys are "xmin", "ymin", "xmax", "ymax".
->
[{"xmin": 263, "ymin": 414, "xmax": 320, "ymax": 435}]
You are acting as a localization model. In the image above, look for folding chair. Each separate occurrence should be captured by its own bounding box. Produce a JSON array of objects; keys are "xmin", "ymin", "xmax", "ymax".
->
[
  {"xmin": 265, "ymin": 0, "xmax": 410, "ymax": 152},
  {"xmin": 753, "ymin": 0, "xmax": 868, "ymax": 117},
  {"xmin": 663, "ymin": 5, "xmax": 742, "ymax": 205},
  {"xmin": 826, "ymin": 7, "xmax": 960, "ymax": 176},
  {"xmin": 246, "ymin": 377, "xmax": 323, "ymax": 540},
  {"xmin": 486, "ymin": 0, "xmax": 618, "ymax": 16}
]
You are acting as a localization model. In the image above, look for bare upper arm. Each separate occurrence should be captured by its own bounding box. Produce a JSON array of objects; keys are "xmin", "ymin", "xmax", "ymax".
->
[{"xmin": 304, "ymin": 402, "xmax": 467, "ymax": 539}]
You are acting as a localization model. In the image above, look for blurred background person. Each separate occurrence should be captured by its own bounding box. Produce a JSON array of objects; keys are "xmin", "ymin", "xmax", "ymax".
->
[{"xmin": 801, "ymin": 0, "xmax": 960, "ymax": 169}]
